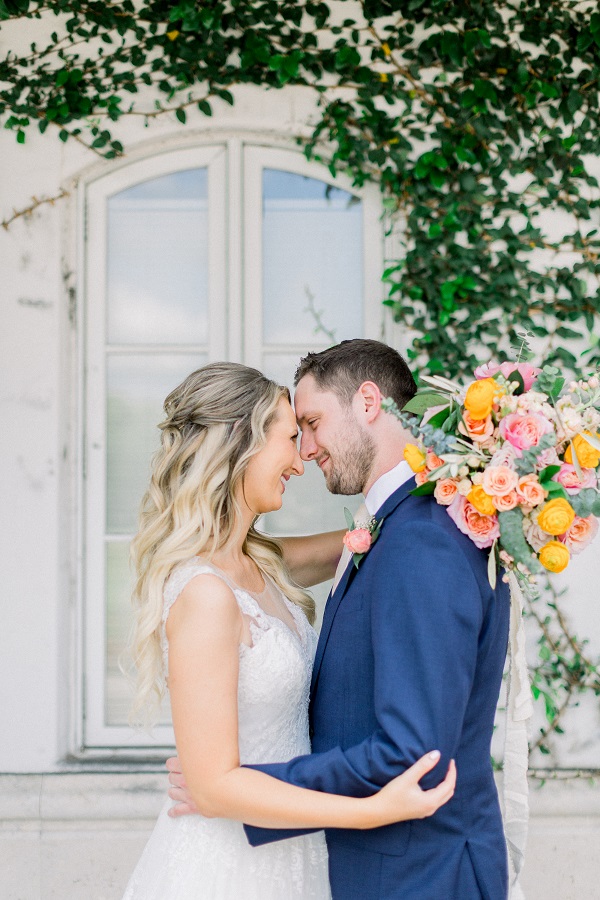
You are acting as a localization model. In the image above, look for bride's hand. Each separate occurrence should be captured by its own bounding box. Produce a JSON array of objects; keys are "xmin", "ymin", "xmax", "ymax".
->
[{"xmin": 365, "ymin": 751, "xmax": 456, "ymax": 828}]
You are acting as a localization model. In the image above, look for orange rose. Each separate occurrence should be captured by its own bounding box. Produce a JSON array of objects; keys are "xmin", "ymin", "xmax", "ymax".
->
[
  {"xmin": 464, "ymin": 378, "xmax": 498, "ymax": 420},
  {"xmin": 516, "ymin": 474, "xmax": 546, "ymax": 508},
  {"xmin": 564, "ymin": 433, "xmax": 600, "ymax": 469},
  {"xmin": 404, "ymin": 443, "xmax": 426, "ymax": 473},
  {"xmin": 468, "ymin": 484, "xmax": 497, "ymax": 516},
  {"xmin": 494, "ymin": 490, "xmax": 518, "ymax": 511},
  {"xmin": 537, "ymin": 498, "xmax": 576, "ymax": 536},
  {"xmin": 426, "ymin": 451, "xmax": 444, "ymax": 470},
  {"xmin": 539, "ymin": 541, "xmax": 570, "ymax": 573}
]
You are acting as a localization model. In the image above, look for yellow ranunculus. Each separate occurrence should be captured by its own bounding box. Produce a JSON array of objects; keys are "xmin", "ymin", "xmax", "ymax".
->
[
  {"xmin": 468, "ymin": 485, "xmax": 497, "ymax": 516},
  {"xmin": 464, "ymin": 378, "xmax": 499, "ymax": 420},
  {"xmin": 537, "ymin": 497, "xmax": 576, "ymax": 536},
  {"xmin": 404, "ymin": 443, "xmax": 426, "ymax": 473},
  {"xmin": 539, "ymin": 541, "xmax": 570, "ymax": 573},
  {"xmin": 564, "ymin": 432, "xmax": 600, "ymax": 469}
]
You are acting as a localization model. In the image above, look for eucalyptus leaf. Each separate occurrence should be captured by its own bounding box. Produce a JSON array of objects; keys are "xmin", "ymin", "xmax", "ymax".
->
[{"xmin": 498, "ymin": 509, "xmax": 543, "ymax": 573}]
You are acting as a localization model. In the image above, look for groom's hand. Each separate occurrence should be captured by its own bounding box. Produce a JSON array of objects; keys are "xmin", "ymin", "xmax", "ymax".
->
[{"xmin": 166, "ymin": 756, "xmax": 200, "ymax": 818}]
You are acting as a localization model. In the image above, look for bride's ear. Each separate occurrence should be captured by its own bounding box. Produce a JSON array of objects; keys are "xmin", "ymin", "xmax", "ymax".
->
[{"xmin": 356, "ymin": 381, "xmax": 383, "ymax": 424}]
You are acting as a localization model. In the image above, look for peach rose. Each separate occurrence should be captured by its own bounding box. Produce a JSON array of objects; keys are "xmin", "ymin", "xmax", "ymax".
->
[
  {"xmin": 482, "ymin": 464, "xmax": 519, "ymax": 497},
  {"xmin": 499, "ymin": 413, "xmax": 553, "ymax": 453},
  {"xmin": 537, "ymin": 498, "xmax": 576, "ymax": 536},
  {"xmin": 343, "ymin": 528, "xmax": 372, "ymax": 555},
  {"xmin": 415, "ymin": 470, "xmax": 429, "ymax": 486},
  {"xmin": 458, "ymin": 411, "xmax": 495, "ymax": 443},
  {"xmin": 561, "ymin": 515, "xmax": 599, "ymax": 555},
  {"xmin": 434, "ymin": 478, "xmax": 459, "ymax": 505},
  {"xmin": 555, "ymin": 464, "xmax": 597, "ymax": 495},
  {"xmin": 539, "ymin": 541, "xmax": 570, "ymax": 573},
  {"xmin": 426, "ymin": 451, "xmax": 444, "ymax": 470},
  {"xmin": 564, "ymin": 433, "xmax": 600, "ymax": 469},
  {"xmin": 404, "ymin": 443, "xmax": 426, "ymax": 473},
  {"xmin": 516, "ymin": 474, "xmax": 547, "ymax": 508},
  {"xmin": 494, "ymin": 490, "xmax": 519, "ymax": 511},
  {"xmin": 447, "ymin": 495, "xmax": 500, "ymax": 549}
]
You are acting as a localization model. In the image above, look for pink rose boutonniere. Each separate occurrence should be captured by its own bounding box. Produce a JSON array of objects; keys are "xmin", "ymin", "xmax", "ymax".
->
[{"xmin": 343, "ymin": 508, "xmax": 384, "ymax": 569}]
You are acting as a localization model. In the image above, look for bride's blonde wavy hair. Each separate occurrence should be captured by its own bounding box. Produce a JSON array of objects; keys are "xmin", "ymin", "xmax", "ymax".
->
[{"xmin": 129, "ymin": 361, "xmax": 315, "ymax": 726}]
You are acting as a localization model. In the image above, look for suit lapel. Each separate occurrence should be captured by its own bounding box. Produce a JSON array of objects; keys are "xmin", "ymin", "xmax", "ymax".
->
[{"xmin": 310, "ymin": 476, "xmax": 417, "ymax": 698}]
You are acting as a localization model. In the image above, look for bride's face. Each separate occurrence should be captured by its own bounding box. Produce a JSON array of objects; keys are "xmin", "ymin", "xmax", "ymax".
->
[{"xmin": 242, "ymin": 398, "xmax": 304, "ymax": 515}]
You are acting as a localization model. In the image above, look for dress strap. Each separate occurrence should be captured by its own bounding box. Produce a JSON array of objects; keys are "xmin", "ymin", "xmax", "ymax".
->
[{"xmin": 162, "ymin": 561, "xmax": 237, "ymax": 628}]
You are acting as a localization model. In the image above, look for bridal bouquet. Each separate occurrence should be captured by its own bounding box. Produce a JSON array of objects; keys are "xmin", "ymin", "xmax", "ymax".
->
[{"xmin": 383, "ymin": 360, "xmax": 600, "ymax": 587}]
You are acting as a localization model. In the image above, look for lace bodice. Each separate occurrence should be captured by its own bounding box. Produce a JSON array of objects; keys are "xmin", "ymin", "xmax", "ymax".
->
[{"xmin": 161, "ymin": 560, "xmax": 317, "ymax": 764}]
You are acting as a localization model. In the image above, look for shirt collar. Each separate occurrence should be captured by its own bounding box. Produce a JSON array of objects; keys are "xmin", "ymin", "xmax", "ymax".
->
[{"xmin": 365, "ymin": 460, "xmax": 414, "ymax": 516}]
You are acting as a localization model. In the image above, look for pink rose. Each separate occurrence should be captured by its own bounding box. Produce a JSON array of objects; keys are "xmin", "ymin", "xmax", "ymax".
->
[
  {"xmin": 434, "ymin": 478, "xmax": 459, "ymax": 505},
  {"xmin": 516, "ymin": 474, "xmax": 547, "ymax": 508},
  {"xmin": 555, "ymin": 464, "xmax": 597, "ymax": 495},
  {"xmin": 458, "ymin": 411, "xmax": 495, "ymax": 443},
  {"xmin": 447, "ymin": 495, "xmax": 500, "ymax": 549},
  {"xmin": 560, "ymin": 515, "xmax": 599, "ymax": 555},
  {"xmin": 482, "ymin": 464, "xmax": 519, "ymax": 497},
  {"xmin": 343, "ymin": 528, "xmax": 372, "ymax": 555},
  {"xmin": 494, "ymin": 490, "xmax": 519, "ymax": 511},
  {"xmin": 499, "ymin": 413, "xmax": 553, "ymax": 453},
  {"xmin": 474, "ymin": 361, "xmax": 541, "ymax": 391}
]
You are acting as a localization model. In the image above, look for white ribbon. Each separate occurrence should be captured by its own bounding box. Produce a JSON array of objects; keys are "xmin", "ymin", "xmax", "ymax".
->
[{"xmin": 503, "ymin": 572, "xmax": 533, "ymax": 900}]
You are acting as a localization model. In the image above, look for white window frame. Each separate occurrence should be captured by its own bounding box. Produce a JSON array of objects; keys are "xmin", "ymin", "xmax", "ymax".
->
[{"xmin": 78, "ymin": 137, "xmax": 386, "ymax": 753}]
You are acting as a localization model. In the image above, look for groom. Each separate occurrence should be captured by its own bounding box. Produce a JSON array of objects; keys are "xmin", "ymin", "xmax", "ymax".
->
[{"xmin": 173, "ymin": 339, "xmax": 510, "ymax": 899}]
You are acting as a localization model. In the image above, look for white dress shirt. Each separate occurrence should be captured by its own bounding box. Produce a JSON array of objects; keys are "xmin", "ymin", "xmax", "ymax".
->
[
  {"xmin": 364, "ymin": 459, "xmax": 415, "ymax": 516},
  {"xmin": 331, "ymin": 460, "xmax": 414, "ymax": 591}
]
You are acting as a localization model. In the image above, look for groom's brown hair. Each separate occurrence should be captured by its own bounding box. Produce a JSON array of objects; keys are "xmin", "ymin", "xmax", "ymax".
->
[{"xmin": 294, "ymin": 339, "xmax": 417, "ymax": 409}]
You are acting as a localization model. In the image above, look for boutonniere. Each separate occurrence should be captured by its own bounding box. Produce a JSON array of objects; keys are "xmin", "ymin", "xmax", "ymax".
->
[{"xmin": 343, "ymin": 508, "xmax": 384, "ymax": 569}]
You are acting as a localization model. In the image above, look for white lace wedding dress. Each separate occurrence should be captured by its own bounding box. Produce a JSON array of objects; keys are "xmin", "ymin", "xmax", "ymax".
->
[{"xmin": 122, "ymin": 560, "xmax": 331, "ymax": 900}]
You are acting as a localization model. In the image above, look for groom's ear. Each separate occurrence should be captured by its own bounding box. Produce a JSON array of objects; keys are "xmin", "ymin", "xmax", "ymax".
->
[{"xmin": 356, "ymin": 381, "xmax": 383, "ymax": 423}]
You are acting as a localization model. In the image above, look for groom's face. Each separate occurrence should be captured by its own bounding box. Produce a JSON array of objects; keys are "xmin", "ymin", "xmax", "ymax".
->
[{"xmin": 294, "ymin": 374, "xmax": 375, "ymax": 495}]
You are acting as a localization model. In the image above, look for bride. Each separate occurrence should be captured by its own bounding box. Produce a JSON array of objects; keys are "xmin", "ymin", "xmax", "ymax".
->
[{"xmin": 122, "ymin": 362, "xmax": 455, "ymax": 899}]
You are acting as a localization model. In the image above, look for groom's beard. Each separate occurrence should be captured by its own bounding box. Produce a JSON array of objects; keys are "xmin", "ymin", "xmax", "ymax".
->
[{"xmin": 322, "ymin": 424, "xmax": 376, "ymax": 496}]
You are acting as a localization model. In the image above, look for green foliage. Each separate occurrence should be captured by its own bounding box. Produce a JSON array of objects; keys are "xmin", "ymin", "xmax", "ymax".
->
[{"xmin": 2, "ymin": 1, "xmax": 600, "ymax": 373}]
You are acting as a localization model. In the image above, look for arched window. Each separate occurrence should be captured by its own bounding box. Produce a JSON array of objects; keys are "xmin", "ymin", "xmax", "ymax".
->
[{"xmin": 83, "ymin": 140, "xmax": 385, "ymax": 750}]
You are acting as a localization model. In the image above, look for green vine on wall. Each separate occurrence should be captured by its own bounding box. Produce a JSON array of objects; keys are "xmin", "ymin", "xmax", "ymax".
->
[{"xmin": 2, "ymin": 0, "xmax": 600, "ymax": 769}]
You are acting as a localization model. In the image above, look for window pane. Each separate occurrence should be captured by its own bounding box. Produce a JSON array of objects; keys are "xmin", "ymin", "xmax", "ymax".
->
[
  {"xmin": 106, "ymin": 354, "xmax": 207, "ymax": 534},
  {"xmin": 106, "ymin": 540, "xmax": 172, "ymax": 726},
  {"xmin": 262, "ymin": 170, "xmax": 363, "ymax": 345},
  {"xmin": 107, "ymin": 169, "xmax": 209, "ymax": 345}
]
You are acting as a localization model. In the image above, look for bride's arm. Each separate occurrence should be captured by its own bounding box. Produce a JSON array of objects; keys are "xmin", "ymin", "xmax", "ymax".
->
[
  {"xmin": 166, "ymin": 575, "xmax": 455, "ymax": 830},
  {"xmin": 277, "ymin": 531, "xmax": 346, "ymax": 586}
]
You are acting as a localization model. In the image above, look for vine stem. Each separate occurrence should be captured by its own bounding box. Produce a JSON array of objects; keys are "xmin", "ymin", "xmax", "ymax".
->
[{"xmin": 1, "ymin": 187, "xmax": 69, "ymax": 230}]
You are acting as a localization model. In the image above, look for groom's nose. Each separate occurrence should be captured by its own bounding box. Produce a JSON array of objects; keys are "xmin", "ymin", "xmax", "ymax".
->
[{"xmin": 299, "ymin": 430, "xmax": 318, "ymax": 461}]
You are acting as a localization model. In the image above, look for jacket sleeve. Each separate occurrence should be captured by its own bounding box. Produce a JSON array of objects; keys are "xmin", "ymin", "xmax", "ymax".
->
[{"xmin": 244, "ymin": 520, "xmax": 484, "ymax": 846}]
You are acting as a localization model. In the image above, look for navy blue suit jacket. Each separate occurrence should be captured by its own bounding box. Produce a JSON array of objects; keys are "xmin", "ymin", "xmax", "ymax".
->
[{"xmin": 245, "ymin": 481, "xmax": 510, "ymax": 899}]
